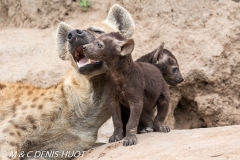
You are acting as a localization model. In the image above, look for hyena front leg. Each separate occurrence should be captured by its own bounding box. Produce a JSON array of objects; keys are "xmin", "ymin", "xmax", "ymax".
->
[
  {"xmin": 154, "ymin": 93, "xmax": 171, "ymax": 133},
  {"xmin": 0, "ymin": 121, "xmax": 28, "ymax": 160},
  {"xmin": 138, "ymin": 111, "xmax": 154, "ymax": 133}
]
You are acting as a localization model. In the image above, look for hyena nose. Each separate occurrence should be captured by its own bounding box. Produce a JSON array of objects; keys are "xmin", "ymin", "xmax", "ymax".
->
[
  {"xmin": 67, "ymin": 29, "xmax": 85, "ymax": 43},
  {"xmin": 83, "ymin": 45, "xmax": 87, "ymax": 50}
]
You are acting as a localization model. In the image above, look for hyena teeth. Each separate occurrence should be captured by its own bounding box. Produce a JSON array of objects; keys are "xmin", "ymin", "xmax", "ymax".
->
[
  {"xmin": 77, "ymin": 62, "xmax": 82, "ymax": 68},
  {"xmin": 89, "ymin": 59, "xmax": 99, "ymax": 64}
]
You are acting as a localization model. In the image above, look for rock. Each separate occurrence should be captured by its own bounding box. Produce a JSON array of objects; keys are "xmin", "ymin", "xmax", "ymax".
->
[
  {"xmin": 8, "ymin": 6, "xmax": 15, "ymax": 17},
  {"xmin": 83, "ymin": 125, "xmax": 240, "ymax": 160}
]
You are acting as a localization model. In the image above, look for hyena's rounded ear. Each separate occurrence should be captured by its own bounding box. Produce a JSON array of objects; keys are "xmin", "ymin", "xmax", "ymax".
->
[
  {"xmin": 105, "ymin": 4, "xmax": 135, "ymax": 39},
  {"xmin": 119, "ymin": 39, "xmax": 135, "ymax": 56},
  {"xmin": 56, "ymin": 22, "xmax": 74, "ymax": 60},
  {"xmin": 153, "ymin": 42, "xmax": 164, "ymax": 64}
]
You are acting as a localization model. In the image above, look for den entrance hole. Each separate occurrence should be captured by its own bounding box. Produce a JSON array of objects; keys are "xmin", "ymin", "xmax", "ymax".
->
[{"xmin": 174, "ymin": 98, "xmax": 207, "ymax": 129}]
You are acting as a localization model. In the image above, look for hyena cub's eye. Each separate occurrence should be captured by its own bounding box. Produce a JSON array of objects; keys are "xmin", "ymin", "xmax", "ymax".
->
[{"xmin": 172, "ymin": 67, "xmax": 178, "ymax": 72}]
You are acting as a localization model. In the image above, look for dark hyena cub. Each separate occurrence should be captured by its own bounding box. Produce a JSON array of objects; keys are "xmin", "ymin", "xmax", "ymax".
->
[
  {"xmin": 83, "ymin": 32, "xmax": 170, "ymax": 146},
  {"xmin": 136, "ymin": 42, "xmax": 184, "ymax": 86},
  {"xmin": 135, "ymin": 43, "xmax": 184, "ymax": 133}
]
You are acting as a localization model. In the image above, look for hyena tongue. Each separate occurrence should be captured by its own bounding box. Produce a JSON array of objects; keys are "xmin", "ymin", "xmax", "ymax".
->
[
  {"xmin": 75, "ymin": 45, "xmax": 100, "ymax": 67},
  {"xmin": 77, "ymin": 58, "xmax": 101, "ymax": 68},
  {"xmin": 77, "ymin": 57, "xmax": 89, "ymax": 68},
  {"xmin": 75, "ymin": 45, "xmax": 89, "ymax": 68}
]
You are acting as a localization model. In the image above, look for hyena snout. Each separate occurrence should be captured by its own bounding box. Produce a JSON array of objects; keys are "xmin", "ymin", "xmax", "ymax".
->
[
  {"xmin": 179, "ymin": 78, "xmax": 184, "ymax": 83},
  {"xmin": 82, "ymin": 44, "xmax": 92, "ymax": 56},
  {"xmin": 68, "ymin": 29, "xmax": 85, "ymax": 43},
  {"xmin": 82, "ymin": 44, "xmax": 88, "ymax": 50},
  {"xmin": 178, "ymin": 77, "xmax": 184, "ymax": 82},
  {"xmin": 177, "ymin": 75, "xmax": 184, "ymax": 83}
]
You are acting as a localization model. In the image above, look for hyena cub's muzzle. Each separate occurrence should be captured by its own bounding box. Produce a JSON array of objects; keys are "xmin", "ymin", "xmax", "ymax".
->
[{"xmin": 67, "ymin": 29, "xmax": 103, "ymax": 75}]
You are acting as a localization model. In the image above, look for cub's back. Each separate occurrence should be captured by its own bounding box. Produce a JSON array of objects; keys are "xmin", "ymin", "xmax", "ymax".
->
[{"xmin": 136, "ymin": 62, "xmax": 166, "ymax": 95}]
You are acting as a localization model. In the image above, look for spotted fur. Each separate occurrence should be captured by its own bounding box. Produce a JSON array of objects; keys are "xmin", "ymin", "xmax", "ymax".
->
[{"xmin": 0, "ymin": 4, "xmax": 134, "ymax": 160}]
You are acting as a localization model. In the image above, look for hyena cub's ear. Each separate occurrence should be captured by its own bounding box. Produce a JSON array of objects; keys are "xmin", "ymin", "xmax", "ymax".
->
[
  {"xmin": 119, "ymin": 39, "xmax": 135, "ymax": 56},
  {"xmin": 105, "ymin": 4, "xmax": 135, "ymax": 39},
  {"xmin": 153, "ymin": 42, "xmax": 165, "ymax": 64},
  {"xmin": 56, "ymin": 22, "xmax": 74, "ymax": 60}
]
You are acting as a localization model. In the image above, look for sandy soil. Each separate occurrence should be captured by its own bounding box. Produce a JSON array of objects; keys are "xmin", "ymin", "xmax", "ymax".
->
[
  {"xmin": 81, "ymin": 125, "xmax": 240, "ymax": 160},
  {"xmin": 0, "ymin": 0, "xmax": 240, "ymax": 159},
  {"xmin": 0, "ymin": 27, "xmax": 70, "ymax": 87}
]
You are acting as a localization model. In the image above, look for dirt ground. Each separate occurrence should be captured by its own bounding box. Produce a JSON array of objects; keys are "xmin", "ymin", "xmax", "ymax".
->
[
  {"xmin": 81, "ymin": 125, "xmax": 240, "ymax": 160},
  {"xmin": 0, "ymin": 0, "xmax": 240, "ymax": 159}
]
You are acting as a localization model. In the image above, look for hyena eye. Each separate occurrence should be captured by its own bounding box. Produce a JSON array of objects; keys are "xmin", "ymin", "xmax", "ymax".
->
[
  {"xmin": 93, "ymin": 30, "xmax": 104, "ymax": 34},
  {"xmin": 172, "ymin": 68, "xmax": 178, "ymax": 72},
  {"xmin": 97, "ymin": 43, "xmax": 103, "ymax": 48}
]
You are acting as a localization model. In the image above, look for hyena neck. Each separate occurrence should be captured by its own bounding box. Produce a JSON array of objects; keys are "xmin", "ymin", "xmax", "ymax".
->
[
  {"xmin": 136, "ymin": 49, "xmax": 156, "ymax": 63},
  {"xmin": 63, "ymin": 69, "xmax": 94, "ymax": 118},
  {"xmin": 63, "ymin": 69, "xmax": 110, "ymax": 124},
  {"xmin": 108, "ymin": 54, "xmax": 135, "ymax": 81}
]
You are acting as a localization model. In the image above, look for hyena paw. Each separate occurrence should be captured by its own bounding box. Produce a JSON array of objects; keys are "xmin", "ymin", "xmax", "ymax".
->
[
  {"xmin": 155, "ymin": 124, "xmax": 170, "ymax": 133},
  {"xmin": 109, "ymin": 133, "xmax": 123, "ymax": 143},
  {"xmin": 140, "ymin": 127, "xmax": 154, "ymax": 133},
  {"xmin": 123, "ymin": 134, "xmax": 138, "ymax": 146}
]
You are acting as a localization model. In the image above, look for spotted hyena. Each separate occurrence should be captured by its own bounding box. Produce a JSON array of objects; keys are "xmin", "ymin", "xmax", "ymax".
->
[
  {"xmin": 0, "ymin": 5, "xmax": 135, "ymax": 160},
  {"xmin": 0, "ymin": 4, "xmax": 183, "ymax": 160}
]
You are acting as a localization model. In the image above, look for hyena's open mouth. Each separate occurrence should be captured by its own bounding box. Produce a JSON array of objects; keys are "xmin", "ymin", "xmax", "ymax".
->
[
  {"xmin": 73, "ymin": 45, "xmax": 103, "ymax": 74},
  {"xmin": 67, "ymin": 28, "xmax": 105, "ymax": 74},
  {"xmin": 74, "ymin": 45, "xmax": 101, "ymax": 67}
]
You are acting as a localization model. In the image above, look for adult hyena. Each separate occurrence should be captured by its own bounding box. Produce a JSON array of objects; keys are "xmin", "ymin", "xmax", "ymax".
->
[
  {"xmin": 0, "ymin": 4, "xmax": 183, "ymax": 159},
  {"xmin": 0, "ymin": 5, "xmax": 134, "ymax": 160}
]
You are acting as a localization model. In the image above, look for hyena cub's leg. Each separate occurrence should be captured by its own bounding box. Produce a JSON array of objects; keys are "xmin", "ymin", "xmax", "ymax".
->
[
  {"xmin": 123, "ymin": 100, "xmax": 143, "ymax": 146},
  {"xmin": 154, "ymin": 92, "xmax": 171, "ymax": 132},
  {"xmin": 109, "ymin": 100, "xmax": 124, "ymax": 143},
  {"xmin": 138, "ymin": 111, "xmax": 154, "ymax": 133}
]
